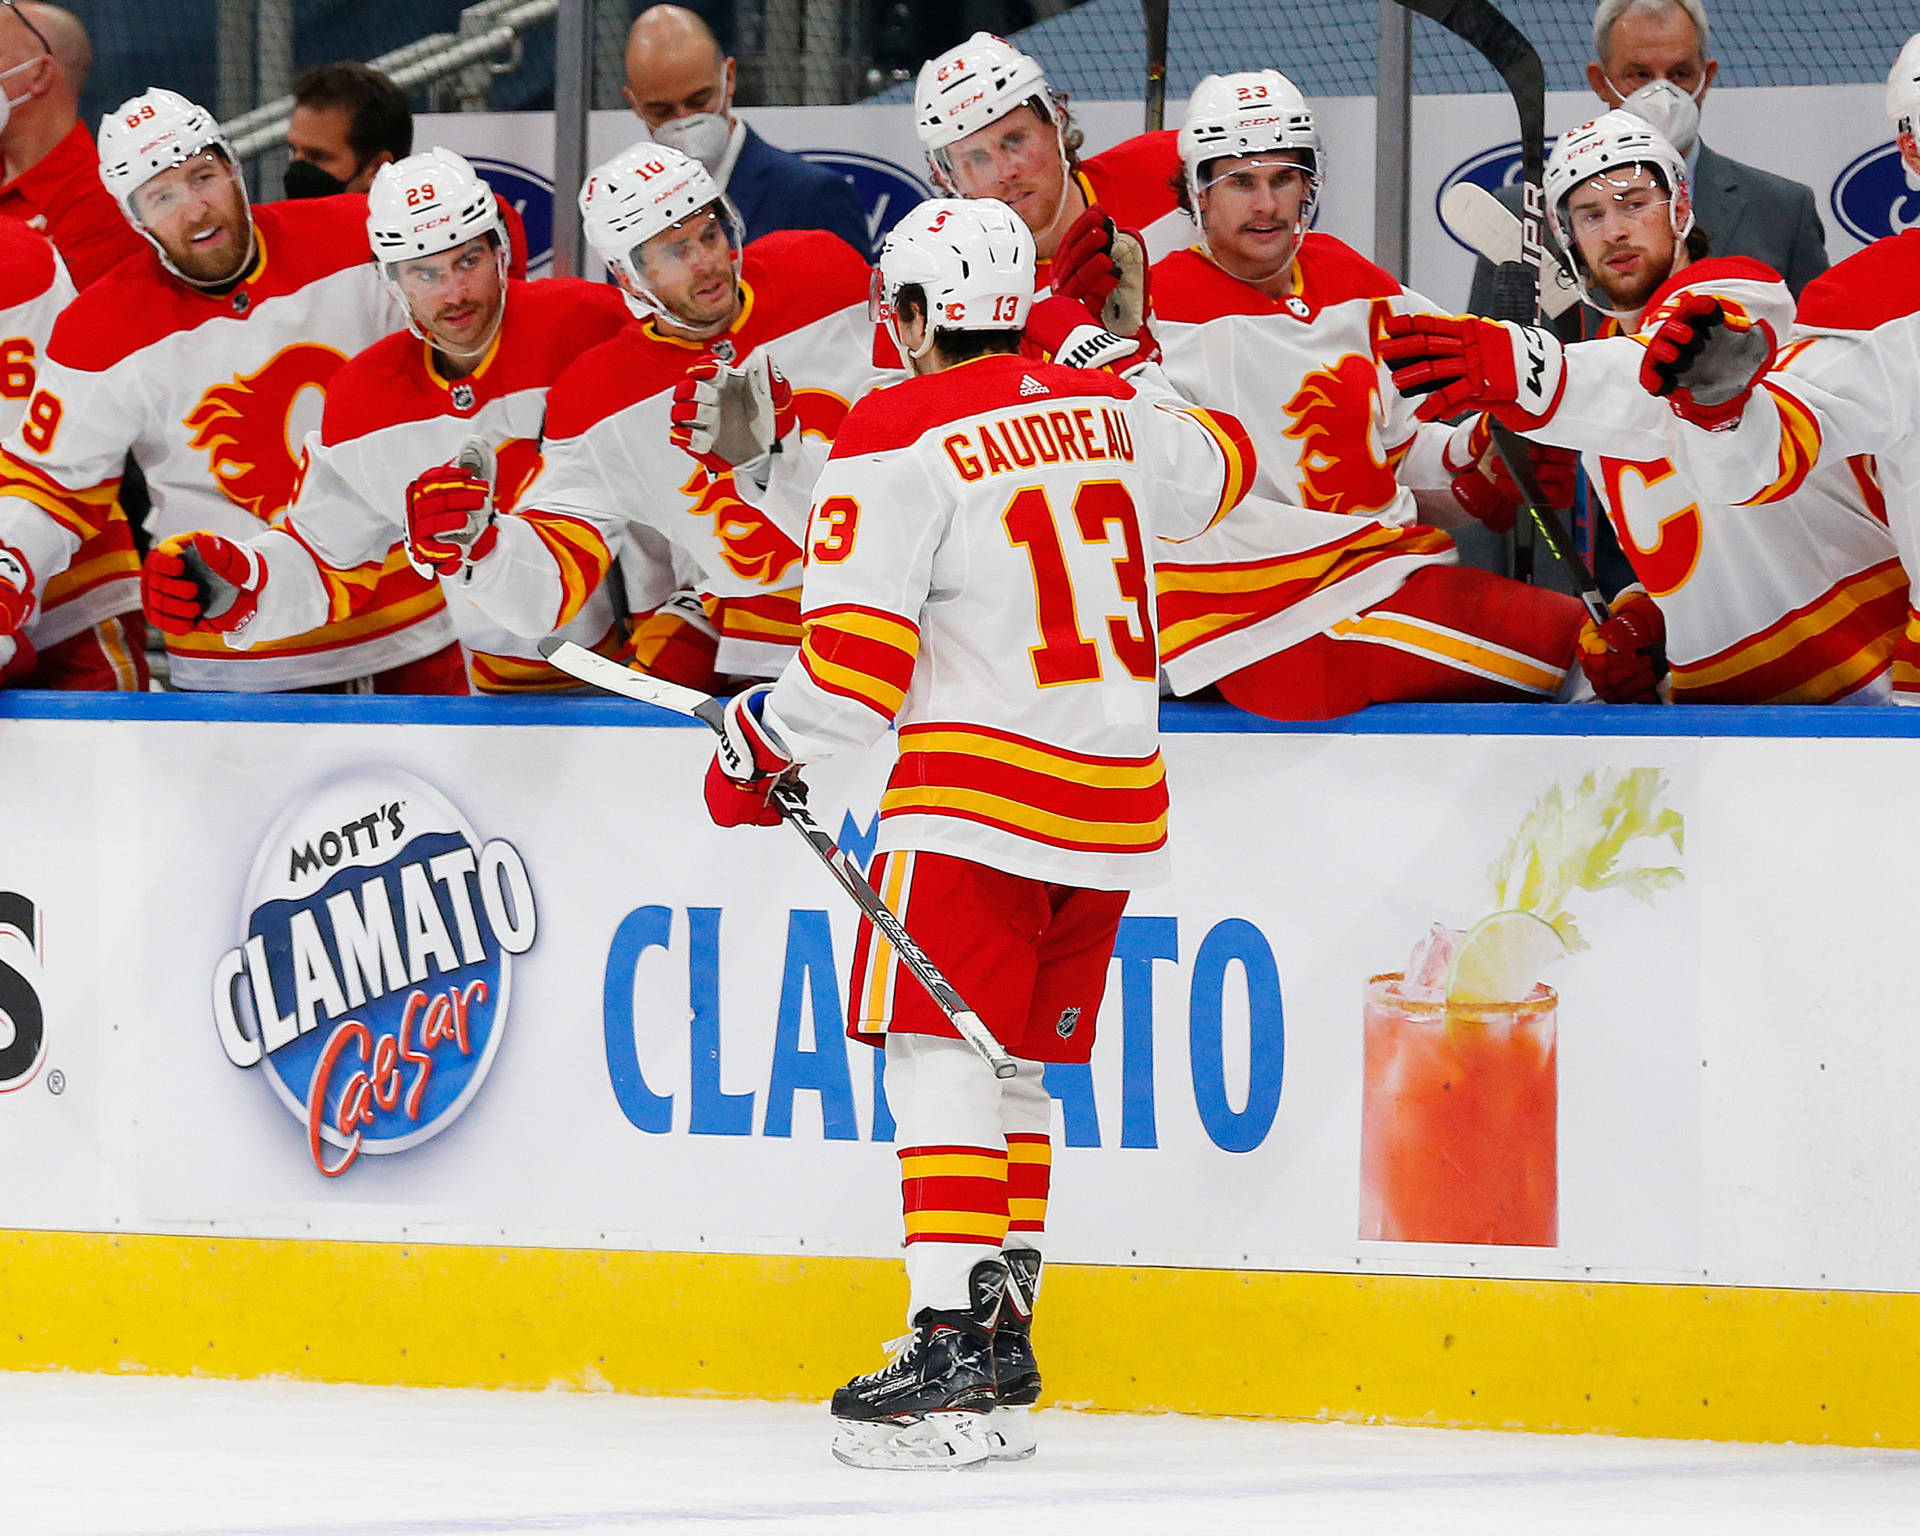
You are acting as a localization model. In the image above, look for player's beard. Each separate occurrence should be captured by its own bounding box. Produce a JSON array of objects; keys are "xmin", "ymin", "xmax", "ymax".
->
[
  {"xmin": 166, "ymin": 208, "xmax": 255, "ymax": 286},
  {"xmin": 1587, "ymin": 237, "xmax": 1671, "ymax": 317}
]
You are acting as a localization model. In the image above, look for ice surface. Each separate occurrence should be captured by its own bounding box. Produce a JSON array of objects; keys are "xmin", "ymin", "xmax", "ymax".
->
[{"xmin": 5, "ymin": 1371, "xmax": 1918, "ymax": 1535}]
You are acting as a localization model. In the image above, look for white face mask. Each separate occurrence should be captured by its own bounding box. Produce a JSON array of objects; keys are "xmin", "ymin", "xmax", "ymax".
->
[
  {"xmin": 0, "ymin": 55, "xmax": 42, "ymax": 137},
  {"xmin": 650, "ymin": 80, "xmax": 733, "ymax": 175},
  {"xmin": 1612, "ymin": 77, "xmax": 1704, "ymax": 155}
]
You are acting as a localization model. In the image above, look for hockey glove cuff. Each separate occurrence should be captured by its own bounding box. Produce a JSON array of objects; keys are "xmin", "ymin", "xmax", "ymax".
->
[
  {"xmin": 1025, "ymin": 295, "xmax": 1140, "ymax": 372},
  {"xmin": 704, "ymin": 682, "xmax": 795, "ymax": 828},
  {"xmin": 1378, "ymin": 312, "xmax": 1566, "ymax": 428}
]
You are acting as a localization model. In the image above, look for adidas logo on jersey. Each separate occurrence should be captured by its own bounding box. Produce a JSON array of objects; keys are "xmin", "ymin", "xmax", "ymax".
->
[{"xmin": 1019, "ymin": 375, "xmax": 1048, "ymax": 397}]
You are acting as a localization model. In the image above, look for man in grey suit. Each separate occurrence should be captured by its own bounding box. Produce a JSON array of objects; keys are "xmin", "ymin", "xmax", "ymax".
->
[{"xmin": 1467, "ymin": 0, "xmax": 1829, "ymax": 314}]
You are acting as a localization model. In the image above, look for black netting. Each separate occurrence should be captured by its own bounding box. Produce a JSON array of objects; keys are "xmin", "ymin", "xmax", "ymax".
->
[{"xmin": 868, "ymin": 0, "xmax": 1916, "ymax": 102}]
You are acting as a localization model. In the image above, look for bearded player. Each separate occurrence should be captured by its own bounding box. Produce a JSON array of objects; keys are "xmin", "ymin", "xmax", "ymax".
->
[
  {"xmin": 1381, "ymin": 111, "xmax": 1904, "ymax": 704},
  {"xmin": 418, "ymin": 142, "xmax": 879, "ymax": 680},
  {"xmin": 703, "ymin": 196, "xmax": 1254, "ymax": 1469},
  {"xmin": 0, "ymin": 88, "xmax": 457, "ymax": 693},
  {"xmin": 139, "ymin": 148, "xmax": 633, "ymax": 692}
]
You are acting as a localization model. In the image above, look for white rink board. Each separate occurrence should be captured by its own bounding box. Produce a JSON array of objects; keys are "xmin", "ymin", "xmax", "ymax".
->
[
  {"xmin": 422, "ymin": 82, "xmax": 1895, "ymax": 310},
  {"xmin": 2, "ymin": 708, "xmax": 1918, "ymax": 1293}
]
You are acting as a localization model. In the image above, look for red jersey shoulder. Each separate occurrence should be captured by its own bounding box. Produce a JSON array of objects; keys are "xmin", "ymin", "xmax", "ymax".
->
[
  {"xmin": 542, "ymin": 324, "xmax": 671, "ymax": 439},
  {"xmin": 1082, "ymin": 130, "xmax": 1182, "ymax": 231},
  {"xmin": 1640, "ymin": 255, "xmax": 1782, "ymax": 322},
  {"xmin": 320, "ymin": 331, "xmax": 435, "ymax": 443},
  {"xmin": 515, "ymin": 276, "xmax": 632, "ymax": 360},
  {"xmin": 45, "ymin": 198, "xmax": 377, "ymax": 374},
  {"xmin": 1794, "ymin": 233, "xmax": 1920, "ymax": 332},
  {"xmin": 739, "ymin": 229, "xmax": 871, "ymax": 338},
  {"xmin": 0, "ymin": 215, "xmax": 58, "ymax": 311},
  {"xmin": 1293, "ymin": 232, "xmax": 1402, "ymax": 308},
  {"xmin": 829, "ymin": 354, "xmax": 1129, "ymax": 459},
  {"xmin": 1151, "ymin": 247, "xmax": 1274, "ymax": 321}
]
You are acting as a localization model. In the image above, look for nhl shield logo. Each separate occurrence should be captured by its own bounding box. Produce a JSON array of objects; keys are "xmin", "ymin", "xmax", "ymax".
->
[
  {"xmin": 1055, "ymin": 1005, "xmax": 1081, "ymax": 1039},
  {"xmin": 451, "ymin": 382, "xmax": 476, "ymax": 413},
  {"xmin": 1285, "ymin": 295, "xmax": 1311, "ymax": 319},
  {"xmin": 710, "ymin": 338, "xmax": 737, "ymax": 363},
  {"xmin": 231, "ymin": 290, "xmax": 251, "ymax": 316}
]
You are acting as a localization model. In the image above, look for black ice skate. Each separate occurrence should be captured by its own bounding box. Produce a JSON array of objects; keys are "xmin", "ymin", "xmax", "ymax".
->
[
  {"xmin": 829, "ymin": 1258, "xmax": 1004, "ymax": 1470},
  {"xmin": 986, "ymin": 1247, "xmax": 1042, "ymax": 1461}
]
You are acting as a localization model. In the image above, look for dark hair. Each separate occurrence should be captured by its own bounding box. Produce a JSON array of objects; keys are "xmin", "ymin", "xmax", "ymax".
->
[
  {"xmin": 293, "ymin": 62, "xmax": 412, "ymax": 164},
  {"xmin": 894, "ymin": 283, "xmax": 1022, "ymax": 362}
]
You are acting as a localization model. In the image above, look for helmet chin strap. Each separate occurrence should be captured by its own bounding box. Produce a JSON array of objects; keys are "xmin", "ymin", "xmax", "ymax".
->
[{"xmin": 414, "ymin": 247, "xmax": 513, "ymax": 364}]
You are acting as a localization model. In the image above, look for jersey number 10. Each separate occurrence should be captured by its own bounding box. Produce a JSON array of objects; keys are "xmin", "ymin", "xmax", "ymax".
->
[{"xmin": 1004, "ymin": 480, "xmax": 1156, "ymax": 687}]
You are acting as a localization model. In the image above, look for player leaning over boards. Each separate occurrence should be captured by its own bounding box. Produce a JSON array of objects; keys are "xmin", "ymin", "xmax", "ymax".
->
[
  {"xmin": 1636, "ymin": 35, "xmax": 1920, "ymax": 703},
  {"xmin": 432, "ymin": 142, "xmax": 880, "ymax": 687},
  {"xmin": 1131, "ymin": 70, "xmax": 1590, "ymax": 717},
  {"xmin": 702, "ymin": 199, "xmax": 1253, "ymax": 1469},
  {"xmin": 1380, "ymin": 111, "xmax": 1905, "ymax": 705},
  {"xmin": 0, "ymin": 89, "xmax": 462, "ymax": 693},
  {"xmin": 140, "ymin": 149, "xmax": 634, "ymax": 694}
]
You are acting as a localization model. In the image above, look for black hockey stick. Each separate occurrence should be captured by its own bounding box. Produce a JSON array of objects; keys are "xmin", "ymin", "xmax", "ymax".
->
[
  {"xmin": 1141, "ymin": 0, "xmax": 1169, "ymax": 132},
  {"xmin": 538, "ymin": 637, "xmax": 1019, "ymax": 1080},
  {"xmin": 1390, "ymin": 0, "xmax": 1608, "ymax": 624}
]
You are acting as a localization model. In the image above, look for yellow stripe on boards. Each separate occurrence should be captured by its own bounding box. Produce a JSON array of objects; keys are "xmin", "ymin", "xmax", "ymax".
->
[{"xmin": 4, "ymin": 1230, "xmax": 1920, "ymax": 1449}]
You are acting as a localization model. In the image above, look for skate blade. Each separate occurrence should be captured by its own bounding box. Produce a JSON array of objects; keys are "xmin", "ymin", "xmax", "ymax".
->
[
  {"xmin": 986, "ymin": 1405, "xmax": 1037, "ymax": 1461},
  {"xmin": 831, "ymin": 1411, "xmax": 995, "ymax": 1470}
]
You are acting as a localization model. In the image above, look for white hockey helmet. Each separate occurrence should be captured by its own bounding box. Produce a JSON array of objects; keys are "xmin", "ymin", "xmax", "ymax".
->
[
  {"xmin": 870, "ymin": 197, "xmax": 1034, "ymax": 361},
  {"xmin": 1178, "ymin": 71, "xmax": 1323, "ymax": 251},
  {"xmin": 1887, "ymin": 32, "xmax": 1920, "ymax": 131},
  {"xmin": 368, "ymin": 148, "xmax": 504, "ymax": 268},
  {"xmin": 98, "ymin": 88, "xmax": 253, "ymax": 283},
  {"xmin": 578, "ymin": 141, "xmax": 745, "ymax": 325},
  {"xmin": 914, "ymin": 31, "xmax": 1059, "ymax": 191},
  {"xmin": 1545, "ymin": 110, "xmax": 1694, "ymax": 316}
]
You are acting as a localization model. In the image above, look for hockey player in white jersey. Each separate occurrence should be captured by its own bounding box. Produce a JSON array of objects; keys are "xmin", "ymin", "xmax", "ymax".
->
[
  {"xmin": 139, "ymin": 149, "xmax": 634, "ymax": 692},
  {"xmin": 1132, "ymin": 70, "xmax": 1590, "ymax": 716},
  {"xmin": 0, "ymin": 88, "xmax": 460, "ymax": 692},
  {"xmin": 431, "ymin": 142, "xmax": 880, "ymax": 680},
  {"xmin": 1381, "ymin": 111, "xmax": 1906, "ymax": 704},
  {"xmin": 701, "ymin": 197, "xmax": 1255, "ymax": 1469},
  {"xmin": 0, "ymin": 217, "xmax": 145, "ymax": 688},
  {"xmin": 1633, "ymin": 36, "xmax": 1920, "ymax": 701}
]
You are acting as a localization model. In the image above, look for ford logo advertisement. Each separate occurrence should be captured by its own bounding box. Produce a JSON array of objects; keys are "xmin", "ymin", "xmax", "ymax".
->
[
  {"xmin": 800, "ymin": 149, "xmax": 933, "ymax": 259},
  {"xmin": 1830, "ymin": 141, "xmax": 1920, "ymax": 245},
  {"xmin": 471, "ymin": 156, "xmax": 556, "ymax": 274},
  {"xmin": 1436, "ymin": 139, "xmax": 1531, "ymax": 254}
]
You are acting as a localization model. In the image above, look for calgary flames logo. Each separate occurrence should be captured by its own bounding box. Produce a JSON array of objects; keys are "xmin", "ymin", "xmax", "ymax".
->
[
  {"xmin": 681, "ymin": 385, "xmax": 849, "ymax": 585},
  {"xmin": 1600, "ymin": 456, "xmax": 1701, "ymax": 598},
  {"xmin": 1282, "ymin": 353, "xmax": 1397, "ymax": 517},
  {"xmin": 185, "ymin": 343, "xmax": 349, "ymax": 521}
]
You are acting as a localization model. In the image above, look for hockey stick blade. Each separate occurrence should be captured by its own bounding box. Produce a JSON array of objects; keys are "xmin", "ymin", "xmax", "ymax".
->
[
  {"xmin": 538, "ymin": 637, "xmax": 1020, "ymax": 1079},
  {"xmin": 1439, "ymin": 183, "xmax": 1581, "ymax": 319}
]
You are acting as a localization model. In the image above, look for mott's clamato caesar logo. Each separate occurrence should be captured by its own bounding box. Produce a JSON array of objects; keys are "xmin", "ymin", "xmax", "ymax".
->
[{"xmin": 212, "ymin": 768, "xmax": 537, "ymax": 1177}]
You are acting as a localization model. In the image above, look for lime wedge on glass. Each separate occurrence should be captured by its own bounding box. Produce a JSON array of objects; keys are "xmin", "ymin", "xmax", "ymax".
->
[{"xmin": 1445, "ymin": 910, "xmax": 1567, "ymax": 1006}]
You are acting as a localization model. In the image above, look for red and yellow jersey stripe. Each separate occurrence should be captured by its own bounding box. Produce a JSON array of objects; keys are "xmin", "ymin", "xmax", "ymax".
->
[
  {"xmin": 884, "ymin": 721, "xmax": 1168, "ymax": 856},
  {"xmin": 0, "ymin": 449, "xmax": 118, "ymax": 543},
  {"xmin": 1156, "ymin": 521, "xmax": 1451, "ymax": 663},
  {"xmin": 469, "ymin": 619, "xmax": 628, "ymax": 694},
  {"xmin": 799, "ymin": 602, "xmax": 920, "ymax": 720},
  {"xmin": 1165, "ymin": 403, "xmax": 1257, "ymax": 534},
  {"xmin": 1740, "ymin": 382, "xmax": 1823, "ymax": 506},
  {"xmin": 519, "ymin": 510, "xmax": 613, "ymax": 630},
  {"xmin": 1893, "ymin": 609, "xmax": 1920, "ymax": 703},
  {"xmin": 164, "ymin": 553, "xmax": 446, "ymax": 664},
  {"xmin": 714, "ymin": 589, "xmax": 803, "ymax": 650},
  {"xmin": 1670, "ymin": 556, "xmax": 1906, "ymax": 704},
  {"xmin": 39, "ymin": 513, "xmax": 139, "ymax": 616},
  {"xmin": 1006, "ymin": 1132, "xmax": 1051, "ymax": 1232}
]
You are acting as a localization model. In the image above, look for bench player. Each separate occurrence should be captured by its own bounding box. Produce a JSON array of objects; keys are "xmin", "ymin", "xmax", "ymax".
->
[
  {"xmin": 139, "ymin": 149, "xmax": 633, "ymax": 692},
  {"xmin": 1140, "ymin": 70, "xmax": 1590, "ymax": 716},
  {"xmin": 0, "ymin": 88, "xmax": 457, "ymax": 693},
  {"xmin": 1629, "ymin": 38, "xmax": 1920, "ymax": 701},
  {"xmin": 1382, "ymin": 111, "xmax": 1905, "ymax": 704},
  {"xmin": 702, "ymin": 197, "xmax": 1255, "ymax": 1469},
  {"xmin": 420, "ymin": 142, "xmax": 878, "ymax": 679}
]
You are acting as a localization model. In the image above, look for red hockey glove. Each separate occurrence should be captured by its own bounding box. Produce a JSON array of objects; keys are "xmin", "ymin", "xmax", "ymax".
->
[
  {"xmin": 0, "ymin": 541, "xmax": 32, "ymax": 640},
  {"xmin": 1051, "ymin": 204, "xmax": 1121, "ymax": 317},
  {"xmin": 1639, "ymin": 291, "xmax": 1776, "ymax": 431},
  {"xmin": 405, "ymin": 461, "xmax": 497, "ymax": 577},
  {"xmin": 703, "ymin": 682, "xmax": 795, "ymax": 828},
  {"xmin": 669, "ymin": 354, "xmax": 796, "ymax": 474},
  {"xmin": 143, "ymin": 531, "xmax": 265, "ymax": 637},
  {"xmin": 0, "ymin": 628, "xmax": 34, "ymax": 684},
  {"xmin": 1444, "ymin": 415, "xmax": 1579, "ymax": 534},
  {"xmin": 630, "ymin": 588, "xmax": 722, "ymax": 693},
  {"xmin": 1378, "ymin": 312, "xmax": 1566, "ymax": 428},
  {"xmin": 1578, "ymin": 585, "xmax": 1666, "ymax": 704},
  {"xmin": 1024, "ymin": 294, "xmax": 1143, "ymax": 373}
]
